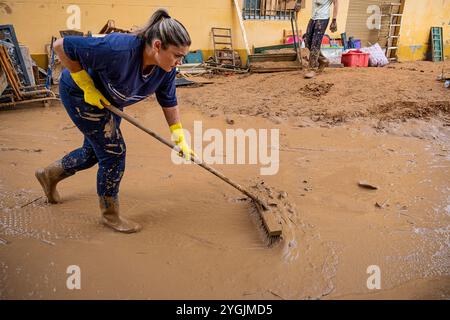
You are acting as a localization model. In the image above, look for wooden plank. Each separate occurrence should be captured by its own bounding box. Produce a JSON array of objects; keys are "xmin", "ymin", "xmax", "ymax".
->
[
  {"xmin": 0, "ymin": 65, "xmax": 7, "ymax": 95},
  {"xmin": 248, "ymin": 52, "xmax": 297, "ymax": 63},
  {"xmin": 0, "ymin": 50, "xmax": 17, "ymax": 88},
  {"xmin": 0, "ymin": 46, "xmax": 23, "ymax": 99},
  {"xmin": 204, "ymin": 65, "xmax": 248, "ymax": 73},
  {"xmin": 232, "ymin": 0, "xmax": 251, "ymax": 56},
  {"xmin": 251, "ymin": 67, "xmax": 302, "ymax": 73},
  {"xmin": 19, "ymin": 46, "xmax": 36, "ymax": 86},
  {"xmin": 254, "ymin": 43, "xmax": 296, "ymax": 54},
  {"xmin": 0, "ymin": 46, "xmax": 21, "ymax": 86}
]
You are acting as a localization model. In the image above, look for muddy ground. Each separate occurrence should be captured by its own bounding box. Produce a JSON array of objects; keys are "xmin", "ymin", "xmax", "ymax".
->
[{"xmin": 0, "ymin": 61, "xmax": 449, "ymax": 299}]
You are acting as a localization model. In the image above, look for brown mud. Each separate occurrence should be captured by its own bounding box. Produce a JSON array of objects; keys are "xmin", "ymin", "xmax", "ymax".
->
[{"xmin": 0, "ymin": 61, "xmax": 449, "ymax": 299}]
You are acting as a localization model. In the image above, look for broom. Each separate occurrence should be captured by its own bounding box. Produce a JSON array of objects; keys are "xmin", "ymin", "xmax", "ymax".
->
[{"xmin": 104, "ymin": 104, "xmax": 282, "ymax": 244}]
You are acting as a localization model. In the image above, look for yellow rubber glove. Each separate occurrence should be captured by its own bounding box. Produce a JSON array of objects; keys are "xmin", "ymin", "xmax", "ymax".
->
[
  {"xmin": 169, "ymin": 123, "xmax": 196, "ymax": 160},
  {"xmin": 70, "ymin": 70, "xmax": 110, "ymax": 109}
]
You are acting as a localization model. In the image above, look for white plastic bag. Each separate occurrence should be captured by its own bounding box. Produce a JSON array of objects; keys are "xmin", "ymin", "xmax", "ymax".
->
[{"xmin": 360, "ymin": 43, "xmax": 389, "ymax": 67}]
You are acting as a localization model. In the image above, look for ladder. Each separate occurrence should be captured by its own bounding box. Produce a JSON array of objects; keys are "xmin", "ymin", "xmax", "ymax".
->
[
  {"xmin": 385, "ymin": 2, "xmax": 404, "ymax": 61},
  {"xmin": 430, "ymin": 27, "xmax": 444, "ymax": 62},
  {"xmin": 211, "ymin": 27, "xmax": 237, "ymax": 66}
]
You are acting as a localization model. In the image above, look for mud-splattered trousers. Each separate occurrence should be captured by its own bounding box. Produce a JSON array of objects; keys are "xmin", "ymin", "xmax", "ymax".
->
[
  {"xmin": 304, "ymin": 18, "xmax": 330, "ymax": 69},
  {"xmin": 58, "ymin": 80, "xmax": 125, "ymax": 197}
]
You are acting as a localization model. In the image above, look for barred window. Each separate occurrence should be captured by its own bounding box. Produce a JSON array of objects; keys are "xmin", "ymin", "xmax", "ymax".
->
[{"xmin": 243, "ymin": 0, "xmax": 299, "ymax": 20}]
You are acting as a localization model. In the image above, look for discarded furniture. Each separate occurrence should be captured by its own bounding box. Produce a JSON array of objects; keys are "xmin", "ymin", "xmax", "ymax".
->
[
  {"xmin": 177, "ymin": 63, "xmax": 209, "ymax": 76},
  {"xmin": 45, "ymin": 36, "xmax": 57, "ymax": 88},
  {"xmin": 99, "ymin": 20, "xmax": 130, "ymax": 34},
  {"xmin": 19, "ymin": 45, "xmax": 35, "ymax": 86},
  {"xmin": 203, "ymin": 60, "xmax": 247, "ymax": 73},
  {"xmin": 0, "ymin": 44, "xmax": 58, "ymax": 108},
  {"xmin": 0, "ymin": 65, "xmax": 7, "ymax": 96},
  {"xmin": 211, "ymin": 27, "xmax": 238, "ymax": 66},
  {"xmin": 0, "ymin": 24, "xmax": 32, "ymax": 86},
  {"xmin": 59, "ymin": 30, "xmax": 84, "ymax": 37}
]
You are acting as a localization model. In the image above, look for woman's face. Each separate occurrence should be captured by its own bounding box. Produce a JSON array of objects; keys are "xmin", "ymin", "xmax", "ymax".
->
[{"xmin": 151, "ymin": 40, "xmax": 189, "ymax": 72}]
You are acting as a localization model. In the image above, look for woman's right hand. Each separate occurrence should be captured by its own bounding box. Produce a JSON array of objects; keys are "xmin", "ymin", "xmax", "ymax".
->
[
  {"xmin": 170, "ymin": 123, "xmax": 197, "ymax": 160},
  {"xmin": 70, "ymin": 70, "xmax": 111, "ymax": 109}
]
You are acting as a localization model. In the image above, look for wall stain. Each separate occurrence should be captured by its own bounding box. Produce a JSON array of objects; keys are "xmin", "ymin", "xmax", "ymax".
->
[{"xmin": 0, "ymin": 2, "xmax": 12, "ymax": 14}]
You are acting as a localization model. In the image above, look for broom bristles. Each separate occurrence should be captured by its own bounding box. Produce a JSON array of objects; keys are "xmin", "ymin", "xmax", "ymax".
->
[{"xmin": 249, "ymin": 201, "xmax": 282, "ymax": 247}]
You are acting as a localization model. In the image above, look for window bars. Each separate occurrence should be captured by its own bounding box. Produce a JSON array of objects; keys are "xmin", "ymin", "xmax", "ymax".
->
[{"xmin": 243, "ymin": 0, "xmax": 297, "ymax": 20}]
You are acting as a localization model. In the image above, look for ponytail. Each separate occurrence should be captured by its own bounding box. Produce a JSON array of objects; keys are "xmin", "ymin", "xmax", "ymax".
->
[{"xmin": 134, "ymin": 9, "xmax": 191, "ymax": 49}]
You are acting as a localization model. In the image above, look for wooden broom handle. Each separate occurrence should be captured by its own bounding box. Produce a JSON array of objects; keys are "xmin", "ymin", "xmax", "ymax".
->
[{"xmin": 104, "ymin": 104, "xmax": 268, "ymax": 210}]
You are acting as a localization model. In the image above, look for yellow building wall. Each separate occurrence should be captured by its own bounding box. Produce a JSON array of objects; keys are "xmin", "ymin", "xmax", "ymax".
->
[
  {"xmin": 0, "ymin": 1, "xmax": 232, "ymax": 55},
  {"xmin": 398, "ymin": 0, "xmax": 450, "ymax": 61},
  {"xmin": 1, "ymin": 0, "xmax": 446, "ymax": 66},
  {"xmin": 0, "ymin": 0, "xmax": 348, "ymax": 67}
]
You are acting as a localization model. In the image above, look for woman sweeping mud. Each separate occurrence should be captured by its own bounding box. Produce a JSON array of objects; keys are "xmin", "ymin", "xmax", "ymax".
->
[{"xmin": 35, "ymin": 9, "xmax": 194, "ymax": 233}]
